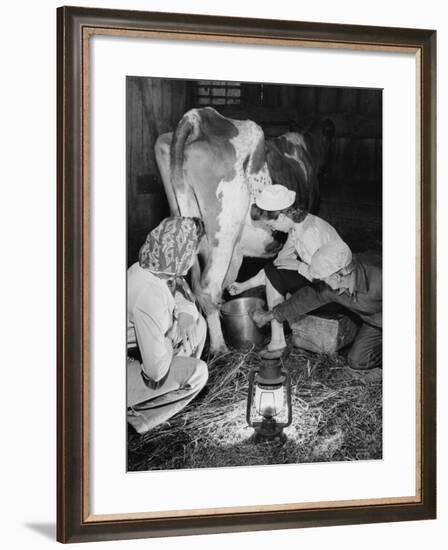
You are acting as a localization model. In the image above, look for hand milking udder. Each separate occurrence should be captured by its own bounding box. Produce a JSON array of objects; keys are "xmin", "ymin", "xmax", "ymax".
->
[{"xmin": 227, "ymin": 281, "xmax": 245, "ymax": 296}]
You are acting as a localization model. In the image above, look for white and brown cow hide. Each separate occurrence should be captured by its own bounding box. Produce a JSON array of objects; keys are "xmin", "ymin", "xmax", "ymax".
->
[{"xmin": 155, "ymin": 107, "xmax": 332, "ymax": 352}]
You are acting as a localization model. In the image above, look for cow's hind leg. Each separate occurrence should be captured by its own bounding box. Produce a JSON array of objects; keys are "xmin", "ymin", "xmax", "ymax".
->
[
  {"xmin": 199, "ymin": 247, "xmax": 243, "ymax": 354},
  {"xmin": 200, "ymin": 218, "xmax": 247, "ymax": 353}
]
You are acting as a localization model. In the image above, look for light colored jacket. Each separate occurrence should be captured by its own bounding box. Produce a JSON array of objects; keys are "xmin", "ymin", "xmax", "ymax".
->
[
  {"xmin": 127, "ymin": 262, "xmax": 198, "ymax": 383},
  {"xmin": 275, "ymin": 214, "xmax": 344, "ymax": 280}
]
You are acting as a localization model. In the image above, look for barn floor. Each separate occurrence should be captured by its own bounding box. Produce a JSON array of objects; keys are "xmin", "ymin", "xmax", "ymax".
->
[
  {"xmin": 127, "ymin": 341, "xmax": 382, "ymax": 471},
  {"xmin": 127, "ymin": 212, "xmax": 383, "ymax": 472}
]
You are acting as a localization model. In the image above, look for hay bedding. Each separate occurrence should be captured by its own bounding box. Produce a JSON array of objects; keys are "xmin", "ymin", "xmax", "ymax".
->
[{"xmin": 128, "ymin": 344, "xmax": 382, "ymax": 471}]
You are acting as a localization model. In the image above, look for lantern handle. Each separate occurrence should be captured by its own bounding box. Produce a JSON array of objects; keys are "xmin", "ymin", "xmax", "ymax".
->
[
  {"xmin": 246, "ymin": 365, "xmax": 259, "ymax": 427},
  {"xmin": 283, "ymin": 368, "xmax": 293, "ymax": 428}
]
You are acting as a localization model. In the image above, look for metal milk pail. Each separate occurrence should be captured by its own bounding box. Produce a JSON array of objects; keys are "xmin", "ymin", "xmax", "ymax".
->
[{"xmin": 221, "ymin": 297, "xmax": 266, "ymax": 349}]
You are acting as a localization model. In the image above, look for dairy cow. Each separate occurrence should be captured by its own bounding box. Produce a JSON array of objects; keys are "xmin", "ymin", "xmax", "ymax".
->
[{"xmin": 155, "ymin": 107, "xmax": 332, "ymax": 352}]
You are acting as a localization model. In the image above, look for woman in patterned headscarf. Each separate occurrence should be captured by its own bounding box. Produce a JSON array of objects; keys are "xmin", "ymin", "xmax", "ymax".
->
[{"xmin": 127, "ymin": 216, "xmax": 208, "ymax": 434}]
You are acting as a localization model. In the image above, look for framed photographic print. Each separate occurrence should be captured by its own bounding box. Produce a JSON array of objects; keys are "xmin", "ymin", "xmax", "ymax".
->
[{"xmin": 57, "ymin": 5, "xmax": 436, "ymax": 543}]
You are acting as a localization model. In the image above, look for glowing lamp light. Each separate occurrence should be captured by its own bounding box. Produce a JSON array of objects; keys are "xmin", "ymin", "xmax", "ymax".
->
[{"xmin": 246, "ymin": 358, "xmax": 292, "ymax": 443}]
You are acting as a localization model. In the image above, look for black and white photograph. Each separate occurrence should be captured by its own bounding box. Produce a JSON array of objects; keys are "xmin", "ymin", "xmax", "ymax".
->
[
  {"xmin": 1, "ymin": 0, "xmax": 443, "ymax": 545},
  {"xmin": 126, "ymin": 76, "xmax": 382, "ymax": 471}
]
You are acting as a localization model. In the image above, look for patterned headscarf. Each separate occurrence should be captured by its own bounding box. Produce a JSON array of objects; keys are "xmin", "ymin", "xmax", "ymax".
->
[{"xmin": 139, "ymin": 216, "xmax": 201, "ymax": 276}]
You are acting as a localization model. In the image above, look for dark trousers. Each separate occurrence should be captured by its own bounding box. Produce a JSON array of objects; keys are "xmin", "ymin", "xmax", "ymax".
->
[
  {"xmin": 348, "ymin": 323, "xmax": 382, "ymax": 370},
  {"xmin": 264, "ymin": 262, "xmax": 310, "ymax": 295}
]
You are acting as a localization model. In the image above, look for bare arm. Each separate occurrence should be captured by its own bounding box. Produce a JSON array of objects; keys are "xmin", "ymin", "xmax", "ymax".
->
[{"xmin": 228, "ymin": 268, "xmax": 266, "ymax": 295}]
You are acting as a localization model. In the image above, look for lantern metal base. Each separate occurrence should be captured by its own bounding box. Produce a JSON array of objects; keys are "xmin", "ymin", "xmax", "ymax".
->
[
  {"xmin": 251, "ymin": 418, "xmax": 287, "ymax": 444},
  {"xmin": 252, "ymin": 430, "xmax": 287, "ymax": 445}
]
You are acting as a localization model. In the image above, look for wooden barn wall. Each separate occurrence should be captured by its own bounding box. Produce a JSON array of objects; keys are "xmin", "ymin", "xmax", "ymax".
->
[
  {"xmin": 126, "ymin": 77, "xmax": 188, "ymax": 264},
  {"xmin": 300, "ymin": 87, "xmax": 383, "ymax": 252}
]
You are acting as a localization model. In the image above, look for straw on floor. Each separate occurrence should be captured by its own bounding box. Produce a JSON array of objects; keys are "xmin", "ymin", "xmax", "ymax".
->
[{"xmin": 127, "ymin": 344, "xmax": 382, "ymax": 471}]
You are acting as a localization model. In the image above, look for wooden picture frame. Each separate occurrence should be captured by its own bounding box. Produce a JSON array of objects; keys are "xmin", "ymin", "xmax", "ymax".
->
[{"xmin": 57, "ymin": 5, "xmax": 436, "ymax": 543}]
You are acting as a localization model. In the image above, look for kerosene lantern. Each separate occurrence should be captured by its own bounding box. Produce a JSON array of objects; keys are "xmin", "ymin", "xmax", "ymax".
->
[{"xmin": 246, "ymin": 358, "xmax": 292, "ymax": 443}]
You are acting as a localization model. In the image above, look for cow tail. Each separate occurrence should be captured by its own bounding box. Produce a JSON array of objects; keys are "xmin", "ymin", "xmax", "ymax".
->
[{"xmin": 170, "ymin": 110, "xmax": 202, "ymax": 213}]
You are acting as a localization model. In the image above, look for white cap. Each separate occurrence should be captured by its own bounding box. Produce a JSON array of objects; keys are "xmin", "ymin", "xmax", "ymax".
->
[
  {"xmin": 309, "ymin": 240, "xmax": 353, "ymax": 279},
  {"xmin": 255, "ymin": 185, "xmax": 296, "ymax": 211}
]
